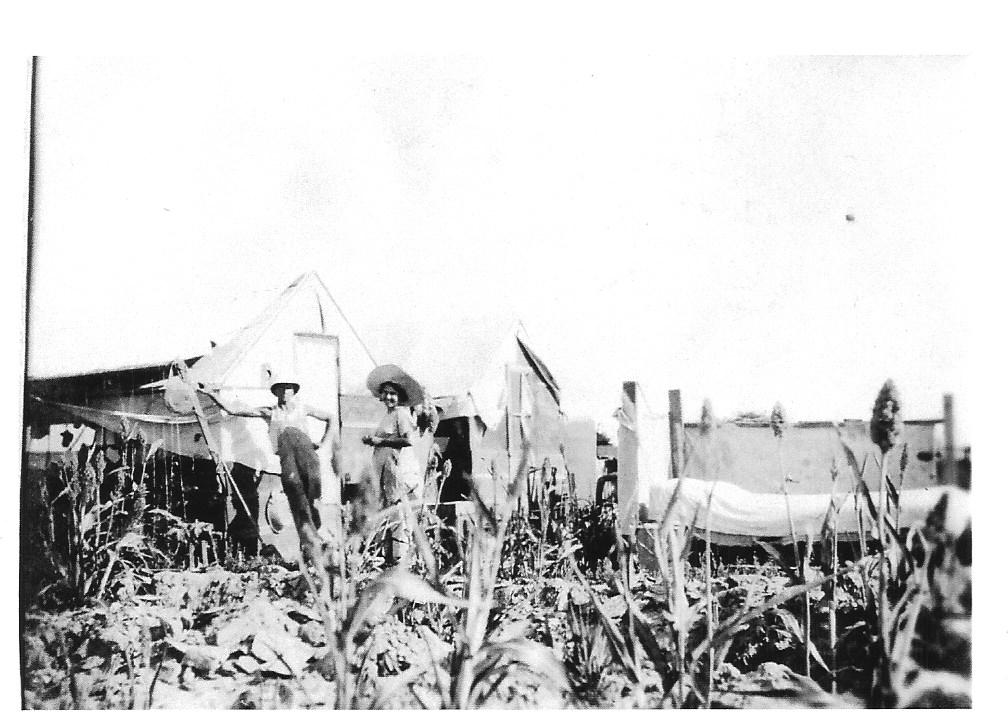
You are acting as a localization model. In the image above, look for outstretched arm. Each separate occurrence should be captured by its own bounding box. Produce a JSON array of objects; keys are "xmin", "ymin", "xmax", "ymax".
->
[{"xmin": 199, "ymin": 390, "xmax": 270, "ymax": 420}]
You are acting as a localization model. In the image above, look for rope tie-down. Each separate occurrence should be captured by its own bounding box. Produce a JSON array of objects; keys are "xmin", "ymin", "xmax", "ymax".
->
[{"xmin": 169, "ymin": 362, "xmax": 262, "ymax": 551}]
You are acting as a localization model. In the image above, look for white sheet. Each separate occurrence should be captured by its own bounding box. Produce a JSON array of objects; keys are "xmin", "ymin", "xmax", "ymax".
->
[{"xmin": 646, "ymin": 476, "xmax": 958, "ymax": 539}]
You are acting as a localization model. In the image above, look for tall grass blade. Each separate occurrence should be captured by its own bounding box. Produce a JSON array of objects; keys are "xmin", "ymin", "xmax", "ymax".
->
[
  {"xmin": 754, "ymin": 540, "xmax": 801, "ymax": 584},
  {"xmin": 678, "ymin": 501, "xmax": 704, "ymax": 564},
  {"xmin": 569, "ymin": 564, "xmax": 639, "ymax": 683},
  {"xmin": 775, "ymin": 608, "xmax": 831, "ymax": 674},
  {"xmin": 630, "ymin": 611, "xmax": 675, "ymax": 693}
]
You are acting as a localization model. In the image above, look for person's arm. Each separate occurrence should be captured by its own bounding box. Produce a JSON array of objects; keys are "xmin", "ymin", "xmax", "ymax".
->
[
  {"xmin": 305, "ymin": 404, "xmax": 339, "ymax": 449},
  {"xmin": 365, "ymin": 408, "xmax": 415, "ymax": 449},
  {"xmin": 368, "ymin": 434, "xmax": 412, "ymax": 449},
  {"xmin": 200, "ymin": 389, "xmax": 270, "ymax": 420}
]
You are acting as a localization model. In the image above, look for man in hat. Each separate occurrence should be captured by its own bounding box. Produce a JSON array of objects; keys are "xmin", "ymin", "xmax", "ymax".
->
[{"xmin": 203, "ymin": 376, "xmax": 337, "ymax": 567}]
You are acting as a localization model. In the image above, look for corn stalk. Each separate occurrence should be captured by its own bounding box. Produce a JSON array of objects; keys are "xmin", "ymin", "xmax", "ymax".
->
[
  {"xmin": 875, "ymin": 448, "xmax": 892, "ymax": 700},
  {"xmin": 868, "ymin": 378, "xmax": 903, "ymax": 706},
  {"xmin": 703, "ymin": 483, "xmax": 717, "ymax": 707},
  {"xmin": 825, "ymin": 456, "xmax": 841, "ymax": 693},
  {"xmin": 771, "ymin": 402, "xmax": 810, "ymax": 677},
  {"xmin": 687, "ymin": 553, "xmax": 875, "ymax": 681}
]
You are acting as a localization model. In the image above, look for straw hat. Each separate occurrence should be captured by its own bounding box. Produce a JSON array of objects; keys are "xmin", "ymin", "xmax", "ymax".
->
[{"xmin": 366, "ymin": 364, "xmax": 424, "ymax": 407}]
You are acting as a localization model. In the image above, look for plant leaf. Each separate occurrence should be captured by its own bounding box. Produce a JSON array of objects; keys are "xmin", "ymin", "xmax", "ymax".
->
[
  {"xmin": 890, "ymin": 593, "xmax": 924, "ymax": 667},
  {"xmin": 856, "ymin": 477, "xmax": 880, "ymax": 525},
  {"xmin": 116, "ymin": 531, "xmax": 144, "ymax": 550},
  {"xmin": 487, "ymin": 618, "xmax": 531, "ymax": 644},
  {"xmin": 688, "ymin": 554, "xmax": 873, "ymax": 677},
  {"xmin": 570, "ymin": 564, "xmax": 639, "ymax": 683},
  {"xmin": 754, "ymin": 540, "xmax": 801, "ymax": 584},
  {"xmin": 374, "ymin": 566, "xmax": 469, "ymax": 608},
  {"xmin": 631, "ymin": 612, "xmax": 675, "ymax": 693},
  {"xmin": 466, "ymin": 484, "xmax": 499, "ymax": 535},
  {"xmin": 368, "ymin": 666, "xmax": 429, "ymax": 710},
  {"xmin": 678, "ymin": 500, "xmax": 704, "ymax": 564},
  {"xmin": 774, "ymin": 607, "xmax": 802, "ymax": 637},
  {"xmin": 835, "ymin": 428, "xmax": 865, "ymax": 484},
  {"xmin": 79, "ymin": 506, "xmax": 101, "ymax": 535},
  {"xmin": 773, "ymin": 608, "xmax": 831, "ymax": 674},
  {"xmin": 146, "ymin": 508, "xmax": 184, "ymax": 524},
  {"xmin": 886, "ymin": 476, "xmax": 900, "ymax": 508},
  {"xmin": 838, "ymin": 619, "xmax": 867, "ymax": 643},
  {"xmin": 658, "ymin": 478, "xmax": 685, "ymax": 537},
  {"xmin": 471, "ymin": 638, "xmax": 569, "ymax": 698},
  {"xmin": 807, "ymin": 636, "xmax": 831, "ymax": 674},
  {"xmin": 143, "ymin": 439, "xmax": 165, "ymax": 465}
]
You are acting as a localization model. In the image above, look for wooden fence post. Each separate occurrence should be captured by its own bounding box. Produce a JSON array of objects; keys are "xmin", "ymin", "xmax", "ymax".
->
[
  {"xmin": 943, "ymin": 393, "xmax": 956, "ymax": 487},
  {"xmin": 616, "ymin": 381, "xmax": 639, "ymax": 538},
  {"xmin": 668, "ymin": 389, "xmax": 684, "ymax": 479}
]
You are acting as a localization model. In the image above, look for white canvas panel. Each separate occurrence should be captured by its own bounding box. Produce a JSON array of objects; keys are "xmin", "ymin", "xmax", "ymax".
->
[{"xmin": 647, "ymin": 476, "xmax": 959, "ymax": 538}]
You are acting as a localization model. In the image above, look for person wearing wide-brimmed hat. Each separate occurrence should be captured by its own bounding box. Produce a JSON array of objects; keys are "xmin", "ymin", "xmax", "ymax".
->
[
  {"xmin": 363, "ymin": 364, "xmax": 426, "ymax": 566},
  {"xmin": 202, "ymin": 373, "xmax": 337, "ymax": 568}
]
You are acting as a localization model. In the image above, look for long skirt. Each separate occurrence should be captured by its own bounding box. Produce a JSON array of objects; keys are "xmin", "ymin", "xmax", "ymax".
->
[{"xmin": 375, "ymin": 448, "xmax": 413, "ymax": 566}]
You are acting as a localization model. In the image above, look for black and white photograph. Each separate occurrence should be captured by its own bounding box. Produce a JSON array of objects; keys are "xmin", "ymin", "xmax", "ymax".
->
[{"xmin": 6, "ymin": 5, "xmax": 990, "ymax": 711}]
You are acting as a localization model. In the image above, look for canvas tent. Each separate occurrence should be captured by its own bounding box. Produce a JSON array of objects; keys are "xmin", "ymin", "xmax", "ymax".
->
[
  {"xmin": 25, "ymin": 273, "xmax": 605, "ymax": 563},
  {"xmin": 28, "ymin": 273, "xmax": 596, "ymax": 513},
  {"xmin": 364, "ymin": 319, "xmax": 595, "ymax": 511},
  {"xmin": 178, "ymin": 270, "xmax": 383, "ymax": 484},
  {"xmin": 29, "ymin": 272, "xmax": 381, "ymax": 487},
  {"xmin": 27, "ymin": 272, "xmax": 389, "ymax": 558}
]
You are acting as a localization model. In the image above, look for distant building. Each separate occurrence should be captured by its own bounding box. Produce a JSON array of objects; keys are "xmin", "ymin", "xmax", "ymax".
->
[{"xmin": 682, "ymin": 417, "xmax": 942, "ymax": 494}]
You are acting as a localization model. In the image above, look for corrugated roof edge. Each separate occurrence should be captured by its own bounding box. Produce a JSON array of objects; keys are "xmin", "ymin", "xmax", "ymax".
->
[{"xmin": 26, "ymin": 355, "xmax": 202, "ymax": 382}]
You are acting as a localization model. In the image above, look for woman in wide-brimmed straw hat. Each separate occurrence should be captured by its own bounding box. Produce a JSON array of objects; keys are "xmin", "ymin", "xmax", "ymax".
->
[{"xmin": 363, "ymin": 364, "xmax": 426, "ymax": 566}]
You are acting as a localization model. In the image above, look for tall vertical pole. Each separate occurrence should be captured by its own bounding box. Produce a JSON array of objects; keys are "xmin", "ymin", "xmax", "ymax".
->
[
  {"xmin": 504, "ymin": 364, "xmax": 513, "ymax": 515},
  {"xmin": 20, "ymin": 56, "xmax": 40, "ymax": 712},
  {"xmin": 617, "ymin": 381, "xmax": 639, "ymax": 591},
  {"xmin": 23, "ymin": 57, "xmax": 39, "ymax": 459},
  {"xmin": 616, "ymin": 381, "xmax": 639, "ymax": 536},
  {"xmin": 943, "ymin": 393, "xmax": 956, "ymax": 487},
  {"xmin": 668, "ymin": 389, "xmax": 684, "ymax": 479}
]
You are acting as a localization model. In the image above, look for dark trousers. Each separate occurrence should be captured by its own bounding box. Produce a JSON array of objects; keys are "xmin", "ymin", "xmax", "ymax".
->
[{"xmin": 277, "ymin": 427, "xmax": 322, "ymax": 533}]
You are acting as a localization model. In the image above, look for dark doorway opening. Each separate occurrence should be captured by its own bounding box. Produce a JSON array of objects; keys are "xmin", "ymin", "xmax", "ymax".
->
[{"xmin": 435, "ymin": 417, "xmax": 472, "ymax": 503}]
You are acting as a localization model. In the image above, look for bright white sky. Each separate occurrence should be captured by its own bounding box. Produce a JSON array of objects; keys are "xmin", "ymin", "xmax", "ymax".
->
[{"xmin": 25, "ymin": 54, "xmax": 971, "ymax": 438}]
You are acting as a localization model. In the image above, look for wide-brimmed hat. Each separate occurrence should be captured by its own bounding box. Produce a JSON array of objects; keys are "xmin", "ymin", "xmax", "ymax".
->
[
  {"xmin": 366, "ymin": 364, "xmax": 424, "ymax": 407},
  {"xmin": 269, "ymin": 375, "xmax": 301, "ymax": 396}
]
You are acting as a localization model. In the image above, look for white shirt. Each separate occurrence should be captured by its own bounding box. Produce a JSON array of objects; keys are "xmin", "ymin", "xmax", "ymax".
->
[{"xmin": 268, "ymin": 402, "xmax": 312, "ymax": 454}]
